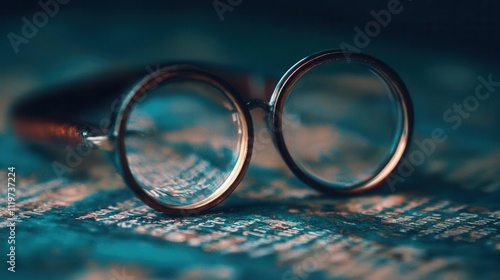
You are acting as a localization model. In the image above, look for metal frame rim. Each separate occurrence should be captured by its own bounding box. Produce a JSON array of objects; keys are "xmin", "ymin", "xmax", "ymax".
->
[
  {"xmin": 269, "ymin": 49, "xmax": 414, "ymax": 194},
  {"xmin": 112, "ymin": 64, "xmax": 254, "ymax": 215}
]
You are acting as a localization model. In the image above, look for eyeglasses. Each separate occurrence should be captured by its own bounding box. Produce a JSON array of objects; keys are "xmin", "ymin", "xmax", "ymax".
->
[{"xmin": 12, "ymin": 50, "xmax": 413, "ymax": 215}]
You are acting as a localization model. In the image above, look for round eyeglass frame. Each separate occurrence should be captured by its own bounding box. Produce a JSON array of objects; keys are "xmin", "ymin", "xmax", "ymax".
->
[
  {"xmin": 270, "ymin": 50, "xmax": 413, "ymax": 194},
  {"xmin": 111, "ymin": 66, "xmax": 255, "ymax": 215}
]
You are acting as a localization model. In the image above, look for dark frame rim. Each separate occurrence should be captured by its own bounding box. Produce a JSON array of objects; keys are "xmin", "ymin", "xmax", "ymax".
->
[
  {"xmin": 111, "ymin": 64, "xmax": 254, "ymax": 215},
  {"xmin": 269, "ymin": 50, "xmax": 414, "ymax": 194}
]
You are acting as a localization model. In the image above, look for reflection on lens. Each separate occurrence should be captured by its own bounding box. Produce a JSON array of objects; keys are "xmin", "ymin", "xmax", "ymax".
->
[
  {"xmin": 281, "ymin": 61, "xmax": 402, "ymax": 189},
  {"xmin": 125, "ymin": 79, "xmax": 244, "ymax": 207}
]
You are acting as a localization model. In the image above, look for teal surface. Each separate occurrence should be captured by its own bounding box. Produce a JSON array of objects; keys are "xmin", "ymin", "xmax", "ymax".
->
[{"xmin": 1, "ymin": 1, "xmax": 499, "ymax": 279}]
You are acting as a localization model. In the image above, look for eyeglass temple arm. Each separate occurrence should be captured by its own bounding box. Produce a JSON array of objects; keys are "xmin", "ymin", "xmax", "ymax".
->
[
  {"xmin": 11, "ymin": 69, "xmax": 146, "ymax": 149},
  {"xmin": 11, "ymin": 65, "xmax": 277, "ymax": 150}
]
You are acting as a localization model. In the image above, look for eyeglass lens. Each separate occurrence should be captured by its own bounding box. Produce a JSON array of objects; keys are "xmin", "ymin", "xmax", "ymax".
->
[
  {"xmin": 124, "ymin": 79, "xmax": 245, "ymax": 206},
  {"xmin": 281, "ymin": 60, "xmax": 402, "ymax": 189}
]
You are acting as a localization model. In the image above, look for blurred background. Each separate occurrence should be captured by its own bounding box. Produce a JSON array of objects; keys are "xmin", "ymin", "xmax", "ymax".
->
[
  {"xmin": 1, "ymin": 0, "xmax": 499, "ymax": 158},
  {"xmin": 1, "ymin": 1, "xmax": 499, "ymax": 279}
]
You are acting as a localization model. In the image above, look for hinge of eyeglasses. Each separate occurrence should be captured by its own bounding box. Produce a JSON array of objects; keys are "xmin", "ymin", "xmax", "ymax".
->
[{"xmin": 82, "ymin": 130, "xmax": 114, "ymax": 152}]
